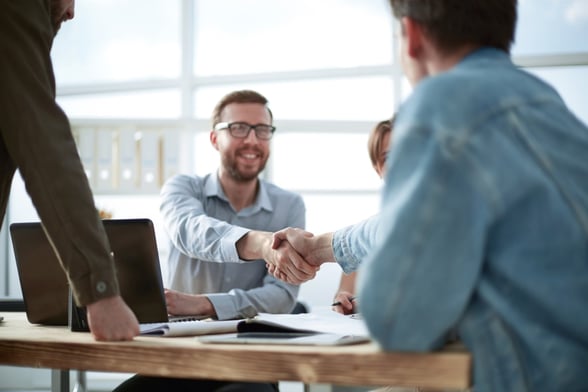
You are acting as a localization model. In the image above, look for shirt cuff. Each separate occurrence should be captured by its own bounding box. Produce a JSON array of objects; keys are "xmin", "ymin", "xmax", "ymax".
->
[
  {"xmin": 69, "ymin": 264, "xmax": 120, "ymax": 306},
  {"xmin": 220, "ymin": 226, "xmax": 251, "ymax": 263},
  {"xmin": 206, "ymin": 293, "xmax": 257, "ymax": 320},
  {"xmin": 332, "ymin": 225, "xmax": 361, "ymax": 274}
]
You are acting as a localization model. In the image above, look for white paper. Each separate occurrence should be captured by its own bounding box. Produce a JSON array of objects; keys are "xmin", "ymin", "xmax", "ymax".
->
[
  {"xmin": 248, "ymin": 312, "xmax": 369, "ymax": 336},
  {"xmin": 140, "ymin": 319, "xmax": 240, "ymax": 337}
]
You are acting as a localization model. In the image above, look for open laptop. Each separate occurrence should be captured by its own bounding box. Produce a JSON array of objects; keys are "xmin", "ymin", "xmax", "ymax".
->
[{"xmin": 10, "ymin": 218, "xmax": 170, "ymax": 328}]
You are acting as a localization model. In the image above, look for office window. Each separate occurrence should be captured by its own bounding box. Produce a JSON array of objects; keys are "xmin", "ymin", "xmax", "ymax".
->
[
  {"xmin": 304, "ymin": 194, "xmax": 381, "ymax": 235},
  {"xmin": 272, "ymin": 133, "xmax": 382, "ymax": 190},
  {"xmin": 512, "ymin": 0, "xmax": 588, "ymax": 123},
  {"xmin": 194, "ymin": 77, "xmax": 395, "ymax": 121},
  {"xmin": 57, "ymin": 90, "xmax": 181, "ymax": 118},
  {"xmin": 193, "ymin": 0, "xmax": 394, "ymax": 76},
  {"xmin": 52, "ymin": 0, "xmax": 182, "ymax": 85},
  {"xmin": 514, "ymin": 0, "xmax": 588, "ymax": 55},
  {"xmin": 528, "ymin": 66, "xmax": 588, "ymax": 125}
]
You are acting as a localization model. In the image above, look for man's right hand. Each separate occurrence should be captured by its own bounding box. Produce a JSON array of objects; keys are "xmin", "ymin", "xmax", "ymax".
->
[
  {"xmin": 268, "ymin": 228, "xmax": 337, "ymax": 283},
  {"xmin": 86, "ymin": 296, "xmax": 139, "ymax": 341},
  {"xmin": 237, "ymin": 230, "xmax": 319, "ymax": 284},
  {"xmin": 265, "ymin": 238, "xmax": 319, "ymax": 284},
  {"xmin": 271, "ymin": 228, "xmax": 335, "ymax": 266}
]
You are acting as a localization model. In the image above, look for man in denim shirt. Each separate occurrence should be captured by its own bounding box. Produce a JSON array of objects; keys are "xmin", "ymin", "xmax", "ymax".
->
[
  {"xmin": 271, "ymin": 1, "xmax": 588, "ymax": 391},
  {"xmin": 362, "ymin": 0, "xmax": 588, "ymax": 390}
]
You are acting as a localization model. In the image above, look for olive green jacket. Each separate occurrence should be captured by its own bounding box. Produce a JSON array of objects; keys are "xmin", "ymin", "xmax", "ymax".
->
[{"xmin": 0, "ymin": 0, "xmax": 120, "ymax": 306}]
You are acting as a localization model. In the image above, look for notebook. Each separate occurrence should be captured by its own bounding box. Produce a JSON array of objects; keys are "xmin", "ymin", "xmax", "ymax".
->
[
  {"xmin": 198, "ymin": 312, "xmax": 370, "ymax": 345},
  {"xmin": 10, "ymin": 218, "xmax": 170, "ymax": 328}
]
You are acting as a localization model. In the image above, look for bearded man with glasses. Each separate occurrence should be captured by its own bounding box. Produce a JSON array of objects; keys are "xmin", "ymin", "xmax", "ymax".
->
[{"xmin": 114, "ymin": 90, "xmax": 316, "ymax": 392}]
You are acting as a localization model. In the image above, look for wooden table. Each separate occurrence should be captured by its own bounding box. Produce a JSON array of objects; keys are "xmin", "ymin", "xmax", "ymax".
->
[{"xmin": 0, "ymin": 313, "xmax": 471, "ymax": 391}]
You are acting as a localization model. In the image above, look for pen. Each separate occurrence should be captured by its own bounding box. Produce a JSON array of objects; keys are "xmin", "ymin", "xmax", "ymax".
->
[{"xmin": 331, "ymin": 296, "xmax": 356, "ymax": 307}]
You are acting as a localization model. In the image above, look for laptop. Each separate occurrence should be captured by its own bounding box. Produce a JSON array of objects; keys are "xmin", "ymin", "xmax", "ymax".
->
[{"xmin": 10, "ymin": 219, "xmax": 170, "ymax": 328}]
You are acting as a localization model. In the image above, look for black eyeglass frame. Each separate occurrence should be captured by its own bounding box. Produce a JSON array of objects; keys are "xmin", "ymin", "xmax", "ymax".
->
[{"xmin": 214, "ymin": 122, "xmax": 276, "ymax": 140}]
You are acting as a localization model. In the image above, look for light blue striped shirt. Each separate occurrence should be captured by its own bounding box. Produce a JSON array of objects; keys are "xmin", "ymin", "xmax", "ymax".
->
[{"xmin": 160, "ymin": 172, "xmax": 305, "ymax": 320}]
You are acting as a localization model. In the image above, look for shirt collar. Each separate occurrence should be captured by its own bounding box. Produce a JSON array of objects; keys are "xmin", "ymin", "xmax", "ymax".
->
[
  {"xmin": 458, "ymin": 46, "xmax": 512, "ymax": 68},
  {"xmin": 205, "ymin": 172, "xmax": 274, "ymax": 214}
]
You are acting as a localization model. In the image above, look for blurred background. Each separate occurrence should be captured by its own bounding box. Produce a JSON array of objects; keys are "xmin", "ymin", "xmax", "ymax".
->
[{"xmin": 1, "ymin": 0, "xmax": 587, "ymax": 390}]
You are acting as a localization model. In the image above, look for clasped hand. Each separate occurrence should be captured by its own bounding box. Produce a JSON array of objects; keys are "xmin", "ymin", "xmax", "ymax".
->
[{"xmin": 266, "ymin": 227, "xmax": 326, "ymax": 284}]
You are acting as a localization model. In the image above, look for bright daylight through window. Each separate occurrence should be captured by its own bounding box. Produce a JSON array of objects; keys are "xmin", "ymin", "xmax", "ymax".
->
[{"xmin": 2, "ymin": 0, "xmax": 588, "ymax": 309}]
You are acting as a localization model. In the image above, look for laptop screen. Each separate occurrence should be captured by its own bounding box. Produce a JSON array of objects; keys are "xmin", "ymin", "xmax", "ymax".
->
[{"xmin": 10, "ymin": 218, "xmax": 169, "ymax": 326}]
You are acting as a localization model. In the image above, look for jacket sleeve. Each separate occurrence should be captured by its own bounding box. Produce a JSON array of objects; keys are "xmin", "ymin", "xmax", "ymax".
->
[
  {"xmin": 358, "ymin": 124, "xmax": 488, "ymax": 351},
  {"xmin": 0, "ymin": 1, "xmax": 119, "ymax": 305},
  {"xmin": 333, "ymin": 214, "xmax": 380, "ymax": 273}
]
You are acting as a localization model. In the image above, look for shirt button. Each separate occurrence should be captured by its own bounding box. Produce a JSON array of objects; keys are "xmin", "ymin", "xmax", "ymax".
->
[{"xmin": 96, "ymin": 281, "xmax": 107, "ymax": 293}]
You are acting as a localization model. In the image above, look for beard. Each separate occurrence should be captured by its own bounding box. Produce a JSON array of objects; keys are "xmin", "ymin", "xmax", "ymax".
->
[{"xmin": 221, "ymin": 150, "xmax": 268, "ymax": 182}]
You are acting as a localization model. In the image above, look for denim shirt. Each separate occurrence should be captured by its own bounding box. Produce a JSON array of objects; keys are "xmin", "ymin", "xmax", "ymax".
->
[
  {"xmin": 160, "ymin": 172, "xmax": 305, "ymax": 320},
  {"xmin": 333, "ymin": 214, "xmax": 379, "ymax": 273},
  {"xmin": 357, "ymin": 48, "xmax": 588, "ymax": 392}
]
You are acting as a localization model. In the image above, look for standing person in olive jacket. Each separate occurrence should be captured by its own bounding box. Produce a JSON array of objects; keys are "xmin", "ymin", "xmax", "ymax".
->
[{"xmin": 0, "ymin": 0, "xmax": 139, "ymax": 341}]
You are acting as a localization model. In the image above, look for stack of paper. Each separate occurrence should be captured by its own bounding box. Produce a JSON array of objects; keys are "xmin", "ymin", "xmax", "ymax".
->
[
  {"xmin": 240, "ymin": 312, "xmax": 368, "ymax": 336},
  {"xmin": 140, "ymin": 319, "xmax": 240, "ymax": 337},
  {"xmin": 139, "ymin": 310, "xmax": 368, "ymax": 343},
  {"xmin": 198, "ymin": 312, "xmax": 369, "ymax": 346}
]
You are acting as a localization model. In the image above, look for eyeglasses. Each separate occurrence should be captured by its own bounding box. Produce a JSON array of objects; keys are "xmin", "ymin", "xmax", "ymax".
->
[{"xmin": 214, "ymin": 122, "xmax": 276, "ymax": 140}]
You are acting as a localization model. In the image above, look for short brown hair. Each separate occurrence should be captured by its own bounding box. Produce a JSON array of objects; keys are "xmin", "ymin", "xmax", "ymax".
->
[
  {"xmin": 367, "ymin": 117, "xmax": 394, "ymax": 168},
  {"xmin": 212, "ymin": 90, "xmax": 273, "ymax": 127},
  {"xmin": 389, "ymin": 0, "xmax": 517, "ymax": 53}
]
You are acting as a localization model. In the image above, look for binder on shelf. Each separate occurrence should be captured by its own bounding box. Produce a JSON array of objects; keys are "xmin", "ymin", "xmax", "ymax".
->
[
  {"xmin": 117, "ymin": 129, "xmax": 139, "ymax": 192},
  {"xmin": 138, "ymin": 131, "xmax": 160, "ymax": 193},
  {"xmin": 96, "ymin": 128, "xmax": 115, "ymax": 193},
  {"xmin": 72, "ymin": 127, "xmax": 97, "ymax": 189}
]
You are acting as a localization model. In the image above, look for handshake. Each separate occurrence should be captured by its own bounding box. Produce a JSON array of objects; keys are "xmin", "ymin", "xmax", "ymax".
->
[{"xmin": 265, "ymin": 227, "xmax": 336, "ymax": 285}]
